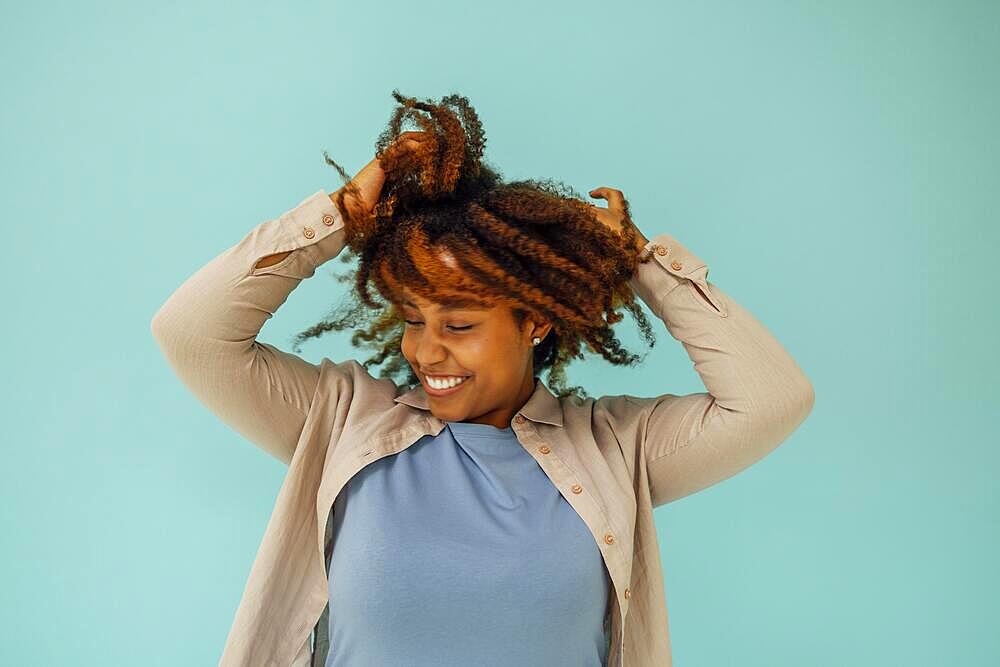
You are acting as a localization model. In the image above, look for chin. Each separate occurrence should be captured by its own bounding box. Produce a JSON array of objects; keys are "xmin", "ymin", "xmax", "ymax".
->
[{"xmin": 430, "ymin": 407, "xmax": 462, "ymax": 421}]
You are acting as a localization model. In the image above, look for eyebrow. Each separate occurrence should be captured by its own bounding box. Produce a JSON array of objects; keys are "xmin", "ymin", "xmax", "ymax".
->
[{"xmin": 401, "ymin": 297, "xmax": 490, "ymax": 312}]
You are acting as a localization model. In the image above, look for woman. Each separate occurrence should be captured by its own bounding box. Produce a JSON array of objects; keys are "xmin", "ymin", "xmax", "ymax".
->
[{"xmin": 151, "ymin": 91, "xmax": 814, "ymax": 667}]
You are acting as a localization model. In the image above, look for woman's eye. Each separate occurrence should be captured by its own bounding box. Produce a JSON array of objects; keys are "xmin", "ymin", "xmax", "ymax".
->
[{"xmin": 403, "ymin": 320, "xmax": 473, "ymax": 331}]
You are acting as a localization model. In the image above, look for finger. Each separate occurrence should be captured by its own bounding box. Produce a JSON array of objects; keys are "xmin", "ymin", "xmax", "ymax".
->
[
  {"xmin": 588, "ymin": 187, "xmax": 608, "ymax": 208},
  {"xmin": 588, "ymin": 187, "xmax": 625, "ymax": 213}
]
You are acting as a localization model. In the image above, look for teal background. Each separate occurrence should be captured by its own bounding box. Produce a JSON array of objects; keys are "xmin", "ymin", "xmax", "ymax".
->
[{"xmin": 2, "ymin": 1, "xmax": 997, "ymax": 664}]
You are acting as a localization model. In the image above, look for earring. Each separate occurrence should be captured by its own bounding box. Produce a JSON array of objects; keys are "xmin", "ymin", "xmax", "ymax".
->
[{"xmin": 532, "ymin": 336, "xmax": 541, "ymax": 346}]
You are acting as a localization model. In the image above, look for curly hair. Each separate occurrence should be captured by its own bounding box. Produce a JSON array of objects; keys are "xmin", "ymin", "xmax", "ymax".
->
[{"xmin": 289, "ymin": 90, "xmax": 659, "ymax": 400}]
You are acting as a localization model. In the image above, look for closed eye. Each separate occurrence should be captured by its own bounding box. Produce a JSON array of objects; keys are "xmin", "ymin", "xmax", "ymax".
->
[{"xmin": 404, "ymin": 320, "xmax": 473, "ymax": 331}]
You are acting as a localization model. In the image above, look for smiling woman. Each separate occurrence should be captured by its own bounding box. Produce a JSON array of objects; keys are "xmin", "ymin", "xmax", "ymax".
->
[
  {"xmin": 152, "ymin": 88, "xmax": 813, "ymax": 667},
  {"xmin": 394, "ymin": 281, "xmax": 552, "ymax": 428},
  {"xmin": 290, "ymin": 90, "xmax": 661, "ymax": 419}
]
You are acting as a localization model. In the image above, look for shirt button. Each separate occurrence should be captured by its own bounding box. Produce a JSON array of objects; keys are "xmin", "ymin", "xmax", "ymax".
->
[
  {"xmin": 624, "ymin": 588, "xmax": 631, "ymax": 599},
  {"xmin": 302, "ymin": 226, "xmax": 316, "ymax": 239},
  {"xmin": 604, "ymin": 532, "xmax": 616, "ymax": 545},
  {"xmin": 538, "ymin": 445, "xmax": 551, "ymax": 454},
  {"xmin": 655, "ymin": 245, "xmax": 668, "ymax": 256},
  {"xmin": 514, "ymin": 415, "xmax": 525, "ymax": 424},
  {"xmin": 571, "ymin": 483, "xmax": 583, "ymax": 494},
  {"xmin": 670, "ymin": 260, "xmax": 683, "ymax": 271},
  {"xmin": 322, "ymin": 213, "xmax": 335, "ymax": 226}
]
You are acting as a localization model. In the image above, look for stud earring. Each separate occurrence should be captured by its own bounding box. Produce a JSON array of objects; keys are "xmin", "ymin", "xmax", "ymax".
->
[{"xmin": 532, "ymin": 336, "xmax": 541, "ymax": 346}]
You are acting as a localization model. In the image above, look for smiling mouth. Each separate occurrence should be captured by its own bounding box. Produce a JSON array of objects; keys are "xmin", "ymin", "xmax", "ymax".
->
[{"xmin": 422, "ymin": 376, "xmax": 472, "ymax": 397}]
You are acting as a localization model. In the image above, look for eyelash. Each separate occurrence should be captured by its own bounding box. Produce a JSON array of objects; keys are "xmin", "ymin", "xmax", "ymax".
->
[{"xmin": 404, "ymin": 320, "xmax": 473, "ymax": 331}]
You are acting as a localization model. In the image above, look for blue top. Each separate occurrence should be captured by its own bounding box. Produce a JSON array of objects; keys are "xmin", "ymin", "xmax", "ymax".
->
[{"xmin": 325, "ymin": 419, "xmax": 612, "ymax": 666}]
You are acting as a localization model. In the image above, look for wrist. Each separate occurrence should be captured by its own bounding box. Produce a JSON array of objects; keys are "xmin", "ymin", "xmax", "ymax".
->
[{"xmin": 632, "ymin": 230, "xmax": 650, "ymax": 253}]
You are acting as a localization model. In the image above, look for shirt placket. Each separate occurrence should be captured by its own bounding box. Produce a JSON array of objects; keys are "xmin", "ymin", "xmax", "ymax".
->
[{"xmin": 511, "ymin": 414, "xmax": 630, "ymax": 666}]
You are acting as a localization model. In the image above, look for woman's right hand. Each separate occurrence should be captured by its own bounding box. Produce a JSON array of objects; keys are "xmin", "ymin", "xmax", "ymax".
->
[{"xmin": 336, "ymin": 131, "xmax": 431, "ymax": 220}]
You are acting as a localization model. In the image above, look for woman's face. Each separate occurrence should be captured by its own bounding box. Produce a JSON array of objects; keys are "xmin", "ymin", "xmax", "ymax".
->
[{"xmin": 397, "ymin": 285, "xmax": 552, "ymax": 429}]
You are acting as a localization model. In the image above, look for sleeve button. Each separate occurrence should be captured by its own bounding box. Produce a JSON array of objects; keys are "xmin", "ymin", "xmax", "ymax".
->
[
  {"xmin": 655, "ymin": 245, "xmax": 668, "ymax": 256},
  {"xmin": 670, "ymin": 260, "xmax": 683, "ymax": 271},
  {"xmin": 322, "ymin": 213, "xmax": 335, "ymax": 226},
  {"xmin": 302, "ymin": 226, "xmax": 316, "ymax": 239}
]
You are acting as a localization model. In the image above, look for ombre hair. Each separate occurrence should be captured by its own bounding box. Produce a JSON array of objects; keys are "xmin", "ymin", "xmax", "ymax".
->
[{"xmin": 290, "ymin": 90, "xmax": 657, "ymax": 399}]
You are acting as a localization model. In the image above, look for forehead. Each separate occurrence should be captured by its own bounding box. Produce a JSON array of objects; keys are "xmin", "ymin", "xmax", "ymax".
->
[{"xmin": 398, "ymin": 287, "xmax": 491, "ymax": 312}]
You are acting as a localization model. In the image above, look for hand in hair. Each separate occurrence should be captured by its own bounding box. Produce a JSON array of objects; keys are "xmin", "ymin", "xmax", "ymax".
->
[
  {"xmin": 305, "ymin": 91, "xmax": 661, "ymax": 399},
  {"xmin": 588, "ymin": 187, "xmax": 650, "ymax": 254},
  {"xmin": 334, "ymin": 131, "xmax": 433, "ymax": 223}
]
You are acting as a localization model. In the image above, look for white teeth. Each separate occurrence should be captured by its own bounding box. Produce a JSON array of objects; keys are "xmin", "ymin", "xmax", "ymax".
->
[{"xmin": 427, "ymin": 375, "xmax": 468, "ymax": 389}]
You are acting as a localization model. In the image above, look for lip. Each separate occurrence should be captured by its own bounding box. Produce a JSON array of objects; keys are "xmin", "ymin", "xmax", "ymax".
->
[{"xmin": 422, "ymin": 375, "xmax": 473, "ymax": 397}]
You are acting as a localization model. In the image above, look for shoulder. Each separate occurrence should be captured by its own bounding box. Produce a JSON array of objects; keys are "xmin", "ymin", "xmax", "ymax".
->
[
  {"xmin": 315, "ymin": 357, "xmax": 401, "ymax": 416},
  {"xmin": 560, "ymin": 391, "xmax": 650, "ymax": 430}
]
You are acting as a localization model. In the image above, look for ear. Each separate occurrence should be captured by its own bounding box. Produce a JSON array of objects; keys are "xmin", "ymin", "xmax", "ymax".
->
[{"xmin": 528, "ymin": 319, "xmax": 553, "ymax": 344}]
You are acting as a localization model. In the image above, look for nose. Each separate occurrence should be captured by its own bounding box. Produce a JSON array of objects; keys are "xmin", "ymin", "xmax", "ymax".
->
[{"xmin": 413, "ymin": 328, "xmax": 450, "ymax": 370}]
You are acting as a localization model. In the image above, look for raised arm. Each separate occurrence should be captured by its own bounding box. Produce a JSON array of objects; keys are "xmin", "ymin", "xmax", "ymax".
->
[
  {"xmin": 614, "ymin": 232, "xmax": 815, "ymax": 507},
  {"xmin": 150, "ymin": 189, "xmax": 350, "ymax": 464}
]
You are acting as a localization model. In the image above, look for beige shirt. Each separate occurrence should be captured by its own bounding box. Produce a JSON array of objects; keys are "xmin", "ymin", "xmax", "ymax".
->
[{"xmin": 151, "ymin": 189, "xmax": 815, "ymax": 666}]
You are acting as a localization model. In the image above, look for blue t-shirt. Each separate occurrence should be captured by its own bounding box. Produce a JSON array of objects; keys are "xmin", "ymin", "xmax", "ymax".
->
[{"xmin": 325, "ymin": 419, "xmax": 612, "ymax": 666}]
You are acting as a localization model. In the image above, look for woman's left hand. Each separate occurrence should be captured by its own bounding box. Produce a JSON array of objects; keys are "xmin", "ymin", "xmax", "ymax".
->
[{"xmin": 588, "ymin": 187, "xmax": 649, "ymax": 252}]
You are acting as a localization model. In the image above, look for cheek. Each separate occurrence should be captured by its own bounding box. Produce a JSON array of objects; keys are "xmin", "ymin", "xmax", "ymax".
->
[
  {"xmin": 467, "ymin": 333, "xmax": 522, "ymax": 374},
  {"xmin": 400, "ymin": 334, "xmax": 416, "ymax": 365},
  {"xmin": 398, "ymin": 328, "xmax": 523, "ymax": 375}
]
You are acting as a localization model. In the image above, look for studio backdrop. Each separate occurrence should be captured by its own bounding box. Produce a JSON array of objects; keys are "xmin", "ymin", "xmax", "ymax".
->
[{"xmin": 1, "ymin": 1, "xmax": 996, "ymax": 665}]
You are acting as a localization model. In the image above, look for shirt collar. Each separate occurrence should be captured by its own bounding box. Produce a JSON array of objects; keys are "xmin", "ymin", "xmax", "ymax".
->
[{"xmin": 392, "ymin": 376, "xmax": 564, "ymax": 427}]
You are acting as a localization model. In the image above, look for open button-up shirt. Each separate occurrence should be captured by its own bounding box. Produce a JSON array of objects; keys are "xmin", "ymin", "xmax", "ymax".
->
[{"xmin": 150, "ymin": 189, "xmax": 815, "ymax": 666}]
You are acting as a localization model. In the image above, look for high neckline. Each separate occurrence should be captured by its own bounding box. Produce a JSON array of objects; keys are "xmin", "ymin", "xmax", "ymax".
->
[{"xmin": 445, "ymin": 420, "xmax": 516, "ymax": 439}]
